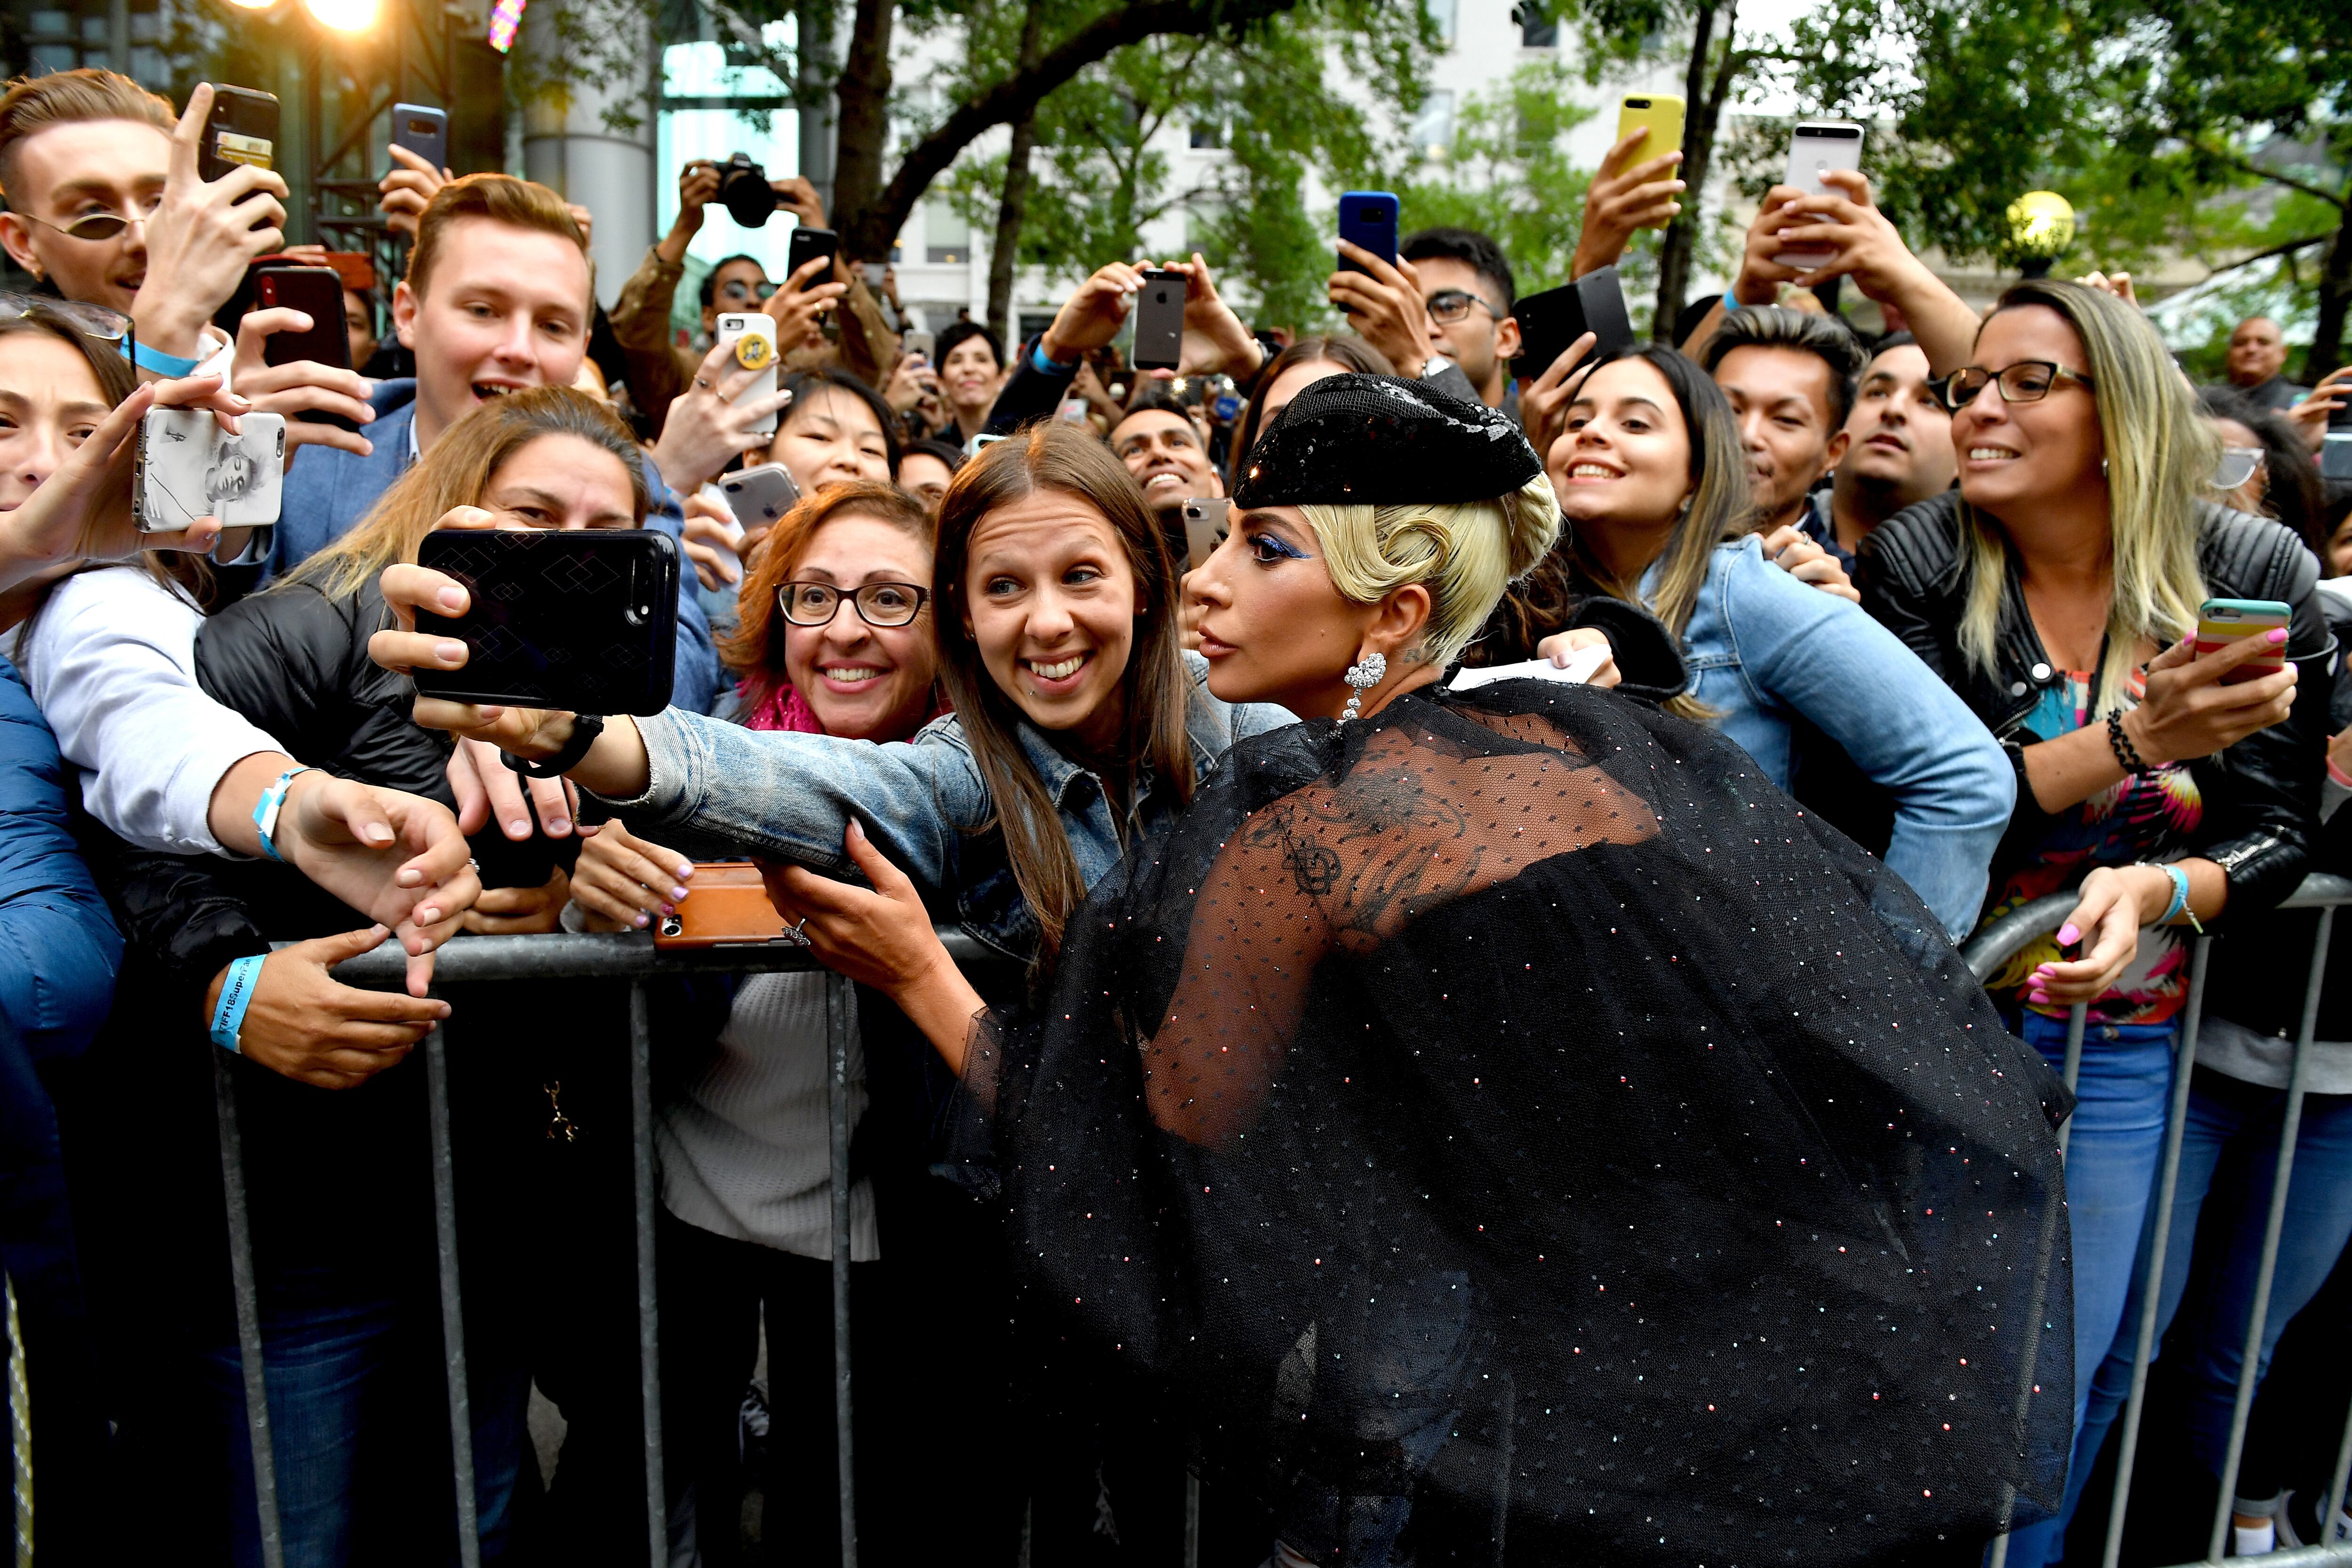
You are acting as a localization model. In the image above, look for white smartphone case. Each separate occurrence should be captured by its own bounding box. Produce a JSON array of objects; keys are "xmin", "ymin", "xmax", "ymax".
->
[{"xmin": 136, "ymin": 409, "xmax": 286, "ymax": 532}]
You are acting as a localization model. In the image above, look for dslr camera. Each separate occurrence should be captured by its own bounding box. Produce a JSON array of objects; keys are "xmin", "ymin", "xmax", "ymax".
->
[{"xmin": 715, "ymin": 152, "xmax": 780, "ymax": 227}]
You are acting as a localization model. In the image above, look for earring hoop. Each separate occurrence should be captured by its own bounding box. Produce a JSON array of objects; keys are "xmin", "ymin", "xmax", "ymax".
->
[{"xmin": 1340, "ymin": 650, "xmax": 1387, "ymax": 722}]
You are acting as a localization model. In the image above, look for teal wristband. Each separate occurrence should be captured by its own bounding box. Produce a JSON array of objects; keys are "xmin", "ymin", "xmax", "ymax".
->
[
  {"xmin": 123, "ymin": 338, "xmax": 202, "ymax": 378},
  {"xmin": 1030, "ymin": 339, "xmax": 1077, "ymax": 376},
  {"xmin": 252, "ymin": 766, "xmax": 314, "ymax": 863},
  {"xmin": 2140, "ymin": 861, "xmax": 2191, "ymax": 926},
  {"xmin": 209, "ymin": 954, "xmax": 265, "ymax": 1052}
]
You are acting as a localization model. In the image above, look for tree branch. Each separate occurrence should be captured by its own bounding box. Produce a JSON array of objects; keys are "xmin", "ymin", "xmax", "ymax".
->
[
  {"xmin": 2188, "ymin": 136, "xmax": 2350, "ymax": 212},
  {"xmin": 860, "ymin": 0, "xmax": 1299, "ymax": 250},
  {"xmin": 2192, "ymin": 230, "xmax": 2337, "ymax": 282}
]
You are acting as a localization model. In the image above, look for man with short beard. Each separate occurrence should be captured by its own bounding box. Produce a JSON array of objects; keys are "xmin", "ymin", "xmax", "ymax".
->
[{"xmin": 1827, "ymin": 333, "xmax": 1955, "ymax": 554}]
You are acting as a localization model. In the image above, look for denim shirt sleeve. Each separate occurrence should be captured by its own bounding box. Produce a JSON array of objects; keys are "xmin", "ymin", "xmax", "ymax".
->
[
  {"xmin": 1725, "ymin": 543, "xmax": 2016, "ymax": 939},
  {"xmin": 642, "ymin": 457, "xmax": 722, "ymax": 716},
  {"xmin": 600, "ymin": 707, "xmax": 985, "ymax": 890}
]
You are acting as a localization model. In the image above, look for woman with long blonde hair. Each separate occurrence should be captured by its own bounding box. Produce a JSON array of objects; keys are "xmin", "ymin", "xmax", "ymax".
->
[{"xmin": 1858, "ymin": 278, "xmax": 2327, "ymax": 1565}]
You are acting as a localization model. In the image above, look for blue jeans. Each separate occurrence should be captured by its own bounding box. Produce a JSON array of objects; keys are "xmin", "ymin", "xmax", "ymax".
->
[
  {"xmin": 202, "ymin": 1265, "xmax": 528, "ymax": 1568},
  {"xmin": 2002, "ymin": 1014, "xmax": 2178, "ymax": 1568},
  {"xmin": 2075, "ymin": 1070, "xmax": 2352, "ymax": 1499}
]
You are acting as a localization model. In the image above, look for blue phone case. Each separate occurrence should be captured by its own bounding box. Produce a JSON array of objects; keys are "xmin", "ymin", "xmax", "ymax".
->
[{"xmin": 1338, "ymin": 191, "xmax": 1399, "ymax": 276}]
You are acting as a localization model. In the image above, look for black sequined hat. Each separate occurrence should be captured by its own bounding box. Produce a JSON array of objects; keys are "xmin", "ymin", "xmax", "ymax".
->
[{"xmin": 1231, "ymin": 372, "xmax": 1542, "ymax": 508}]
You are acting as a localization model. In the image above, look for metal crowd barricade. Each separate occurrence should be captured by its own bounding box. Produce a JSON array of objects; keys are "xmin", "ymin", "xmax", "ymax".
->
[
  {"xmin": 218, "ymin": 928, "xmax": 1004, "ymax": 1568},
  {"xmin": 1963, "ymin": 874, "xmax": 2352, "ymax": 1568}
]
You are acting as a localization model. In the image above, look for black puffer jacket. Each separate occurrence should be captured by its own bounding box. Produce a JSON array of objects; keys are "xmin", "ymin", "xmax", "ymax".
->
[{"xmin": 1857, "ymin": 491, "xmax": 2329, "ymax": 922}]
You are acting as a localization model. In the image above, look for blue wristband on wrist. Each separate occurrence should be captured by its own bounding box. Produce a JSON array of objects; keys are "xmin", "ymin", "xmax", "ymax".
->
[
  {"xmin": 122, "ymin": 338, "xmax": 203, "ymax": 378},
  {"xmin": 210, "ymin": 954, "xmax": 265, "ymax": 1053},
  {"xmin": 252, "ymin": 766, "xmax": 314, "ymax": 863},
  {"xmin": 1031, "ymin": 340, "xmax": 1078, "ymax": 376}
]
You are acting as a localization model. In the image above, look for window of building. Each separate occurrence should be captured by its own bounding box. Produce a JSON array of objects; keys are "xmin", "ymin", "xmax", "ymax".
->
[
  {"xmin": 1513, "ymin": 3, "xmax": 1558, "ymax": 46},
  {"xmin": 1423, "ymin": 0, "xmax": 1456, "ymax": 46},
  {"xmin": 1410, "ymin": 90, "xmax": 1455, "ymax": 158}
]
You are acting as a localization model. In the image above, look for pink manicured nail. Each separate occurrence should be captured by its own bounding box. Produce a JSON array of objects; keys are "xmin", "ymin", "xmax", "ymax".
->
[
  {"xmin": 633, "ymin": 913, "xmax": 649, "ymax": 928},
  {"xmin": 2057, "ymin": 924, "xmax": 2080, "ymax": 946},
  {"xmin": 2268, "ymin": 628, "xmax": 2288, "ymax": 644},
  {"xmin": 670, "ymin": 885, "xmax": 690, "ymax": 901}
]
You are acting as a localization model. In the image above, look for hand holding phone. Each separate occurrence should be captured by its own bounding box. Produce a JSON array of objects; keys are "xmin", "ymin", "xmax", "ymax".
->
[
  {"xmin": 1336, "ymin": 191, "xmax": 1399, "ymax": 278},
  {"xmin": 714, "ymin": 312, "xmax": 780, "ymax": 435},
  {"xmin": 1775, "ymin": 122, "xmax": 1866, "ymax": 268},
  {"xmin": 413, "ymin": 530, "xmax": 682, "ymax": 716},
  {"xmin": 1511, "ymin": 268, "xmax": 1633, "ymax": 382},
  {"xmin": 389, "ymin": 103, "xmax": 448, "ymax": 177},
  {"xmin": 135, "ymin": 407, "xmax": 286, "ymax": 533},
  {"xmin": 1132, "ymin": 269, "xmax": 1186, "ymax": 373},
  {"xmin": 1182, "ymin": 497, "xmax": 1230, "ymax": 571},
  {"xmin": 2194, "ymin": 597, "xmax": 2292, "ymax": 685}
]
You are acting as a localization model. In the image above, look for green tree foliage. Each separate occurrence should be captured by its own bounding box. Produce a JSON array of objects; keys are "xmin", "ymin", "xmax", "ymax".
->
[
  {"xmin": 1770, "ymin": 0, "xmax": 2352, "ymax": 370},
  {"xmin": 1388, "ymin": 60, "xmax": 1606, "ymax": 301}
]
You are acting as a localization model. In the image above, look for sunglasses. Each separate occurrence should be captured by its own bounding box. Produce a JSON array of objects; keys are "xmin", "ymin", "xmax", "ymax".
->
[
  {"xmin": 1931, "ymin": 360, "xmax": 2097, "ymax": 413},
  {"xmin": 2212, "ymin": 446, "xmax": 2266, "ymax": 492},
  {"xmin": 778, "ymin": 580, "xmax": 930, "ymax": 628},
  {"xmin": 23, "ymin": 195, "xmax": 164, "ymax": 243},
  {"xmin": 718, "ymin": 279, "xmax": 782, "ymax": 303}
]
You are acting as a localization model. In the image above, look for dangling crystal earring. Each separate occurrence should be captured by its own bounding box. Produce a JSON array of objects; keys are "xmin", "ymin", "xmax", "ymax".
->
[{"xmin": 1341, "ymin": 650, "xmax": 1387, "ymax": 722}]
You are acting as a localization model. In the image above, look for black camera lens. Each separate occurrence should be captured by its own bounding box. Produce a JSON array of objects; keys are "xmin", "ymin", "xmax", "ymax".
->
[{"xmin": 717, "ymin": 152, "xmax": 779, "ymax": 228}]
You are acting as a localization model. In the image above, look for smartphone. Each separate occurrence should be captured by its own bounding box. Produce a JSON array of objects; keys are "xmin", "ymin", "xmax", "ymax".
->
[
  {"xmin": 413, "ymin": 529, "xmax": 682, "ymax": 716},
  {"xmin": 969, "ymin": 432, "xmax": 1006, "ymax": 456},
  {"xmin": 2323, "ymin": 432, "xmax": 2352, "ymax": 481},
  {"xmin": 254, "ymin": 267, "xmax": 358, "ymax": 432},
  {"xmin": 1336, "ymin": 191, "xmax": 1399, "ymax": 279},
  {"xmin": 1057, "ymin": 394, "xmax": 1091, "ymax": 424},
  {"xmin": 135, "ymin": 408, "xmax": 286, "ymax": 532},
  {"xmin": 786, "ymin": 226, "xmax": 839, "ymax": 291},
  {"xmin": 714, "ymin": 312, "xmax": 779, "ymax": 435},
  {"xmin": 1132, "ymin": 269, "xmax": 1185, "ymax": 374},
  {"xmin": 1181, "ymin": 497, "xmax": 1230, "ymax": 572},
  {"xmin": 1776, "ymin": 121, "xmax": 1866, "ymax": 268},
  {"xmin": 903, "ymin": 329, "xmax": 935, "ymax": 362},
  {"xmin": 1510, "ymin": 266, "xmax": 1635, "ymax": 380},
  {"xmin": 719, "ymin": 462, "xmax": 801, "ymax": 533},
  {"xmin": 389, "ymin": 102, "xmax": 448, "ymax": 175},
  {"xmin": 201, "ymin": 85, "xmax": 279, "ymax": 183},
  {"xmin": 1615, "ymin": 94, "xmax": 1686, "ymax": 212},
  {"xmin": 2195, "ymin": 597, "xmax": 2292, "ymax": 685},
  {"xmin": 653, "ymin": 863, "xmax": 801, "ymax": 947}
]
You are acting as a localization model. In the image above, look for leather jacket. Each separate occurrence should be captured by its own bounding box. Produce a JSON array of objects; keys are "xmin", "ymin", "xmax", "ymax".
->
[{"xmin": 1857, "ymin": 490, "xmax": 2330, "ymax": 922}]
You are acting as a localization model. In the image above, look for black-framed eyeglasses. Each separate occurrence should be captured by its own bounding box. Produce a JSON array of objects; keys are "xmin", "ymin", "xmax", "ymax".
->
[
  {"xmin": 778, "ymin": 580, "xmax": 930, "ymax": 628},
  {"xmin": 22, "ymin": 196, "xmax": 164, "ymax": 243},
  {"xmin": 1426, "ymin": 288, "xmax": 1500, "ymax": 325},
  {"xmin": 1932, "ymin": 360, "xmax": 2097, "ymax": 413}
]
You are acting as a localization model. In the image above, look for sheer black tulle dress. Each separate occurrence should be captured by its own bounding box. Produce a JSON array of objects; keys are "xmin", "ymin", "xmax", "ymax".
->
[{"xmin": 965, "ymin": 681, "xmax": 2074, "ymax": 1567}]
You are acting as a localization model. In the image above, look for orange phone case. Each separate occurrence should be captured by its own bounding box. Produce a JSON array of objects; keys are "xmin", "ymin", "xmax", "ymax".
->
[{"xmin": 652, "ymin": 862, "xmax": 798, "ymax": 947}]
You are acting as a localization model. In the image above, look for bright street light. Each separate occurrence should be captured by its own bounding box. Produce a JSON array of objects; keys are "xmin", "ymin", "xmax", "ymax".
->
[{"xmin": 303, "ymin": 0, "xmax": 381, "ymax": 31}]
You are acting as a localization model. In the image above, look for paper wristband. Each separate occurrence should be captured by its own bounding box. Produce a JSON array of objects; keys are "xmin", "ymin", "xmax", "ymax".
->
[
  {"xmin": 252, "ymin": 766, "xmax": 315, "ymax": 863},
  {"xmin": 123, "ymin": 339, "xmax": 202, "ymax": 378},
  {"xmin": 209, "ymin": 953, "xmax": 265, "ymax": 1053}
]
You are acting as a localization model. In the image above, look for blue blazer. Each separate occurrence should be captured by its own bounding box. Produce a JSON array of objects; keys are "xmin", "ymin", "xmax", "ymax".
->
[{"xmin": 267, "ymin": 380, "xmax": 721, "ymax": 714}]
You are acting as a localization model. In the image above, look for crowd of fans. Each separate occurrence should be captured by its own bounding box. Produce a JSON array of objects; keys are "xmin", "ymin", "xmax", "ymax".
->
[{"xmin": 0, "ymin": 60, "xmax": 2349, "ymax": 1568}]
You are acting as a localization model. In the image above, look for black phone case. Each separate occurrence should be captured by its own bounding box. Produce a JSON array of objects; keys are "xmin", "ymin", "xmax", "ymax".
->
[
  {"xmin": 1134, "ymin": 271, "xmax": 1185, "ymax": 371},
  {"xmin": 413, "ymin": 530, "xmax": 681, "ymax": 716},
  {"xmin": 202, "ymin": 87, "xmax": 280, "ymax": 183},
  {"xmin": 787, "ymin": 227, "xmax": 838, "ymax": 289},
  {"xmin": 1510, "ymin": 266, "xmax": 1635, "ymax": 380},
  {"xmin": 255, "ymin": 268, "xmax": 358, "ymax": 432},
  {"xmin": 1337, "ymin": 193, "xmax": 1398, "ymax": 277}
]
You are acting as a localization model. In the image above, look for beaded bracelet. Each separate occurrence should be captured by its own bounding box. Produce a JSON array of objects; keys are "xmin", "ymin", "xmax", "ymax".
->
[{"xmin": 2106, "ymin": 709, "xmax": 2151, "ymax": 776}]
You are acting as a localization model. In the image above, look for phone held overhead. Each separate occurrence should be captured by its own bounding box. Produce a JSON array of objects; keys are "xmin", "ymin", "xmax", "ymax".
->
[
  {"xmin": 1133, "ymin": 269, "xmax": 1186, "ymax": 373},
  {"xmin": 389, "ymin": 103, "xmax": 447, "ymax": 174},
  {"xmin": 1337, "ymin": 191, "xmax": 1399, "ymax": 277},
  {"xmin": 1615, "ymin": 94, "xmax": 1686, "ymax": 229},
  {"xmin": 413, "ymin": 529, "xmax": 683, "ymax": 717},
  {"xmin": 201, "ymin": 85, "xmax": 278, "ymax": 183},
  {"xmin": 1776, "ymin": 121, "xmax": 1866, "ymax": 269},
  {"xmin": 715, "ymin": 311, "xmax": 780, "ymax": 435},
  {"xmin": 720, "ymin": 463, "xmax": 801, "ymax": 533}
]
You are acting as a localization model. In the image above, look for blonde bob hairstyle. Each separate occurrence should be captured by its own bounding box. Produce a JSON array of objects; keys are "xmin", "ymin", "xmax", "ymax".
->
[
  {"xmin": 1301, "ymin": 471, "xmax": 1563, "ymax": 669},
  {"xmin": 1955, "ymin": 279, "xmax": 2212, "ymax": 713},
  {"xmin": 285, "ymin": 385, "xmax": 649, "ymax": 603}
]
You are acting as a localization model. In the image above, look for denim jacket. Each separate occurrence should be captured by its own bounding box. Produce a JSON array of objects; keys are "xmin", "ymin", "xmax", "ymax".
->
[
  {"xmin": 602, "ymin": 652, "xmax": 1295, "ymax": 963},
  {"xmin": 1661, "ymin": 535, "xmax": 2015, "ymax": 939}
]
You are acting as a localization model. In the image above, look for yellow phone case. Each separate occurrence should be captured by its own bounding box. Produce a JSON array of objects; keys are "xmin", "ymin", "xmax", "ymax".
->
[{"xmin": 1616, "ymin": 94, "xmax": 1686, "ymax": 165}]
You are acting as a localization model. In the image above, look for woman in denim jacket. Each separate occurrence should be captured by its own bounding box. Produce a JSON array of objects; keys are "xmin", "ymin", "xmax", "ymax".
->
[{"xmin": 1496, "ymin": 342, "xmax": 2012, "ymax": 940}]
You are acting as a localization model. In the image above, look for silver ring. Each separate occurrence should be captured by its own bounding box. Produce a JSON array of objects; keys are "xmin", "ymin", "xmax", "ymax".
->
[
  {"xmin": 693, "ymin": 376, "xmax": 712, "ymax": 389},
  {"xmin": 467, "ymin": 858, "xmax": 479, "ymax": 872},
  {"xmin": 790, "ymin": 915, "xmax": 809, "ymax": 937}
]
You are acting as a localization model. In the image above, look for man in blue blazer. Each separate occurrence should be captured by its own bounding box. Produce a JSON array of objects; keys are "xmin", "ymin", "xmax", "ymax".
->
[{"xmin": 267, "ymin": 174, "xmax": 720, "ymax": 724}]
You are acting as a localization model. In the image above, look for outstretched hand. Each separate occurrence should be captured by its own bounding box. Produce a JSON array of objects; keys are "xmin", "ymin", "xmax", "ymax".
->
[
  {"xmin": 274, "ymin": 773, "xmax": 483, "ymax": 994},
  {"xmin": 760, "ymin": 821, "xmax": 945, "ymax": 996}
]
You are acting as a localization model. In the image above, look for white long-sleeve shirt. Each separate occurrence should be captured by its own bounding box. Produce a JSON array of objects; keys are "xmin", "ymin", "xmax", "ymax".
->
[{"xmin": 14, "ymin": 565, "xmax": 285, "ymax": 854}]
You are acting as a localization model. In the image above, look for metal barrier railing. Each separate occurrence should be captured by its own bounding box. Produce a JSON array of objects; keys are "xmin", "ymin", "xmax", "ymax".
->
[
  {"xmin": 218, "ymin": 928, "xmax": 1006, "ymax": 1568},
  {"xmin": 212, "ymin": 872, "xmax": 2352, "ymax": 1568},
  {"xmin": 1964, "ymin": 874, "xmax": 2352, "ymax": 1568}
]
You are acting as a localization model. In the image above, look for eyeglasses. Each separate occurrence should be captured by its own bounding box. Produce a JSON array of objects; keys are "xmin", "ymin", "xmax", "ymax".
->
[
  {"xmin": 22, "ymin": 196, "xmax": 164, "ymax": 242},
  {"xmin": 1932, "ymin": 360, "xmax": 2097, "ymax": 412},
  {"xmin": 2212, "ymin": 446, "xmax": 2267, "ymax": 491},
  {"xmin": 0, "ymin": 291, "xmax": 129, "ymax": 342},
  {"xmin": 777, "ymin": 580, "xmax": 930, "ymax": 628},
  {"xmin": 1426, "ymin": 289, "xmax": 1501, "ymax": 325},
  {"xmin": 718, "ymin": 279, "xmax": 781, "ymax": 303}
]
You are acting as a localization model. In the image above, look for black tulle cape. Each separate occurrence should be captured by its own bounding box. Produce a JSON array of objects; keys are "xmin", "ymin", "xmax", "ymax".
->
[{"xmin": 972, "ymin": 683, "xmax": 2073, "ymax": 1565}]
